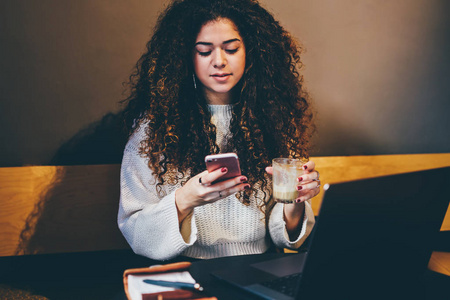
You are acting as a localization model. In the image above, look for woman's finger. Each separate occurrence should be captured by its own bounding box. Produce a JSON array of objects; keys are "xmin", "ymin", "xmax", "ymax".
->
[
  {"xmin": 197, "ymin": 170, "xmax": 211, "ymax": 185},
  {"xmin": 197, "ymin": 167, "xmax": 229, "ymax": 186},
  {"xmin": 302, "ymin": 160, "xmax": 316, "ymax": 172},
  {"xmin": 295, "ymin": 187, "xmax": 320, "ymax": 203},
  {"xmin": 297, "ymin": 170, "xmax": 320, "ymax": 183},
  {"xmin": 297, "ymin": 180, "xmax": 321, "ymax": 191},
  {"xmin": 265, "ymin": 166, "xmax": 273, "ymax": 175},
  {"xmin": 211, "ymin": 174, "xmax": 248, "ymax": 190},
  {"xmin": 209, "ymin": 183, "xmax": 251, "ymax": 201}
]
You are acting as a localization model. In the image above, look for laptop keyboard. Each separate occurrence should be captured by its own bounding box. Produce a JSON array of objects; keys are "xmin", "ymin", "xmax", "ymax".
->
[{"xmin": 260, "ymin": 273, "xmax": 302, "ymax": 296}]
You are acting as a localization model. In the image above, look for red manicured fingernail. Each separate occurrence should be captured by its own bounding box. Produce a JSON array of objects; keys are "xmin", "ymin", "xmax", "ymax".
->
[
  {"xmin": 244, "ymin": 185, "xmax": 251, "ymax": 190},
  {"xmin": 221, "ymin": 167, "xmax": 227, "ymax": 173},
  {"xmin": 297, "ymin": 186, "xmax": 302, "ymax": 190},
  {"xmin": 303, "ymin": 165, "xmax": 308, "ymax": 170},
  {"xmin": 297, "ymin": 177, "xmax": 303, "ymax": 182},
  {"xmin": 296, "ymin": 199, "xmax": 301, "ymax": 203},
  {"xmin": 240, "ymin": 177, "xmax": 247, "ymax": 182}
]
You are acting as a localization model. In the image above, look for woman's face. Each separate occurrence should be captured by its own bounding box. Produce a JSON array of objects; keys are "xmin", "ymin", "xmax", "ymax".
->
[{"xmin": 193, "ymin": 18, "xmax": 246, "ymax": 104}]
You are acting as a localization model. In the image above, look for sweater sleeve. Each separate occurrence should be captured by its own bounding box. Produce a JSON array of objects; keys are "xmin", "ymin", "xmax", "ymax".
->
[
  {"xmin": 268, "ymin": 200, "xmax": 315, "ymax": 250},
  {"xmin": 117, "ymin": 127, "xmax": 198, "ymax": 261}
]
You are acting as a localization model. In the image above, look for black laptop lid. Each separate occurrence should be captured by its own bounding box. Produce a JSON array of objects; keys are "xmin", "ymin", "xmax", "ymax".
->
[{"xmin": 297, "ymin": 167, "xmax": 450, "ymax": 299}]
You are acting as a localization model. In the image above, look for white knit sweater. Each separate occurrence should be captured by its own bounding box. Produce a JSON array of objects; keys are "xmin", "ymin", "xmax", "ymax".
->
[{"xmin": 118, "ymin": 104, "xmax": 315, "ymax": 260}]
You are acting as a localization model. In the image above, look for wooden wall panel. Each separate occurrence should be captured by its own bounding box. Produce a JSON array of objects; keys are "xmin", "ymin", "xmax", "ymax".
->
[
  {"xmin": 311, "ymin": 153, "xmax": 450, "ymax": 231},
  {"xmin": 0, "ymin": 153, "xmax": 449, "ymax": 257},
  {"xmin": 0, "ymin": 164, "xmax": 128, "ymax": 257}
]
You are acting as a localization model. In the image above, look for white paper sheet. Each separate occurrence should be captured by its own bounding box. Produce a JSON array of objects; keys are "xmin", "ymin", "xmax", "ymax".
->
[{"xmin": 127, "ymin": 271, "xmax": 196, "ymax": 300}]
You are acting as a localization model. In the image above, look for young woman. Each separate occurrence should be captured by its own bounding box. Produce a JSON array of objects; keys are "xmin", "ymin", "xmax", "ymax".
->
[{"xmin": 118, "ymin": 0, "xmax": 320, "ymax": 261}]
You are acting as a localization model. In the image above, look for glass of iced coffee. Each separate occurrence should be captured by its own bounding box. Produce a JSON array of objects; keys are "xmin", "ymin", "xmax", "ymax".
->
[{"xmin": 272, "ymin": 158, "xmax": 307, "ymax": 203}]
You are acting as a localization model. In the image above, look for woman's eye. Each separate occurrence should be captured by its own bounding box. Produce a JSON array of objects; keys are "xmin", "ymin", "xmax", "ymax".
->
[
  {"xmin": 198, "ymin": 51, "xmax": 211, "ymax": 57},
  {"xmin": 225, "ymin": 48, "xmax": 238, "ymax": 54},
  {"xmin": 196, "ymin": 48, "xmax": 238, "ymax": 56}
]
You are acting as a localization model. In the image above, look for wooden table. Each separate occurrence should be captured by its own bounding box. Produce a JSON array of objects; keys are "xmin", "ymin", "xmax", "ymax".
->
[{"xmin": 429, "ymin": 251, "xmax": 450, "ymax": 276}]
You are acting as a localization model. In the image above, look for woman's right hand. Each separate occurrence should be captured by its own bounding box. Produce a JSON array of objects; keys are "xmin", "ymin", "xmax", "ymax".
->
[{"xmin": 175, "ymin": 168, "xmax": 250, "ymax": 222}]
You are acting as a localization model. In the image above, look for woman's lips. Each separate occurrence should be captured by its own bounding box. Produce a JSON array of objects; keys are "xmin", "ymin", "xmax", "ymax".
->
[{"xmin": 211, "ymin": 73, "xmax": 232, "ymax": 82}]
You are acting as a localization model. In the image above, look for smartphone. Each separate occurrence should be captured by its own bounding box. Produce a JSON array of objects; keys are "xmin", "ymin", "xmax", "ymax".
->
[{"xmin": 205, "ymin": 153, "xmax": 241, "ymax": 181}]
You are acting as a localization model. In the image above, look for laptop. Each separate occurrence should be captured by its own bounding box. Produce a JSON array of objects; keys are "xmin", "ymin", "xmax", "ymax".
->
[{"xmin": 211, "ymin": 167, "xmax": 450, "ymax": 300}]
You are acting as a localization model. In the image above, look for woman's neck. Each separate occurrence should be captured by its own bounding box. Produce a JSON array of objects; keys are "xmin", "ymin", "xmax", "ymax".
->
[{"xmin": 203, "ymin": 88, "xmax": 232, "ymax": 105}]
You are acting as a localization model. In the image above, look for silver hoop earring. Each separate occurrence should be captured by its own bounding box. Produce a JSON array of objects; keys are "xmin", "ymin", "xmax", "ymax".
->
[{"xmin": 192, "ymin": 73, "xmax": 197, "ymax": 89}]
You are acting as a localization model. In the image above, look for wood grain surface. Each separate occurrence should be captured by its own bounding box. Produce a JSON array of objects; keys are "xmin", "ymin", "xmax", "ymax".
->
[
  {"xmin": 311, "ymin": 153, "xmax": 450, "ymax": 231},
  {"xmin": 0, "ymin": 153, "xmax": 449, "ymax": 260},
  {"xmin": 0, "ymin": 164, "xmax": 128, "ymax": 257}
]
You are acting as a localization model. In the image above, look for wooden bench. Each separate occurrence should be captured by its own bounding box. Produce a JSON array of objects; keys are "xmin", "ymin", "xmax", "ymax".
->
[
  {"xmin": 1, "ymin": 153, "xmax": 449, "ymax": 274},
  {"xmin": 0, "ymin": 164, "xmax": 128, "ymax": 256}
]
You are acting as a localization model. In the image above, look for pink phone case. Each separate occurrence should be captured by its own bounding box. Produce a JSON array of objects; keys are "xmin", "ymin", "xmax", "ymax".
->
[{"xmin": 205, "ymin": 153, "xmax": 241, "ymax": 180}]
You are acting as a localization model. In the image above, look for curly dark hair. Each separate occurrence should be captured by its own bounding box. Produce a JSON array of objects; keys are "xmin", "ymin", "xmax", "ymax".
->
[{"xmin": 121, "ymin": 0, "xmax": 314, "ymax": 222}]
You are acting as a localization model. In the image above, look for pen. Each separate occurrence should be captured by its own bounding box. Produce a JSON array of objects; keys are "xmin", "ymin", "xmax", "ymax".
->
[{"xmin": 143, "ymin": 279, "xmax": 204, "ymax": 292}]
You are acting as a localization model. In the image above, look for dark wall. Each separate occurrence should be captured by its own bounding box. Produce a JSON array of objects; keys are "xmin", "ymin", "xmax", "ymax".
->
[
  {"xmin": 0, "ymin": 0, "xmax": 162, "ymax": 166},
  {"xmin": 1, "ymin": 0, "xmax": 449, "ymax": 167}
]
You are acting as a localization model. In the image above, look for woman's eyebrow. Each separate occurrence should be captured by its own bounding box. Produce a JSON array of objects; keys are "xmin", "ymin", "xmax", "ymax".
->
[
  {"xmin": 222, "ymin": 38, "xmax": 241, "ymax": 45},
  {"xmin": 195, "ymin": 38, "xmax": 241, "ymax": 46}
]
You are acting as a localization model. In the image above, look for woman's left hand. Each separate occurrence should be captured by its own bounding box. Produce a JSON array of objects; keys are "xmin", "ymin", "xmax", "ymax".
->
[
  {"xmin": 295, "ymin": 160, "xmax": 321, "ymax": 203},
  {"xmin": 265, "ymin": 160, "xmax": 321, "ymax": 204},
  {"xmin": 266, "ymin": 160, "xmax": 320, "ymax": 239}
]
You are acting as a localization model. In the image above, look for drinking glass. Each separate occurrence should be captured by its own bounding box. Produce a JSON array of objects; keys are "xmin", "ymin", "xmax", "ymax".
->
[{"xmin": 272, "ymin": 158, "xmax": 307, "ymax": 203}]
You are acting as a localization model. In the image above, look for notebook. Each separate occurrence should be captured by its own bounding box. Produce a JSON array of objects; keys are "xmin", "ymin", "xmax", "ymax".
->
[{"xmin": 211, "ymin": 167, "xmax": 450, "ymax": 300}]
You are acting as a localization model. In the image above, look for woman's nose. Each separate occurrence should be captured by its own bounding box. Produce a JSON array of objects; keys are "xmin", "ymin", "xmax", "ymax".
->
[{"xmin": 213, "ymin": 49, "xmax": 226, "ymax": 68}]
